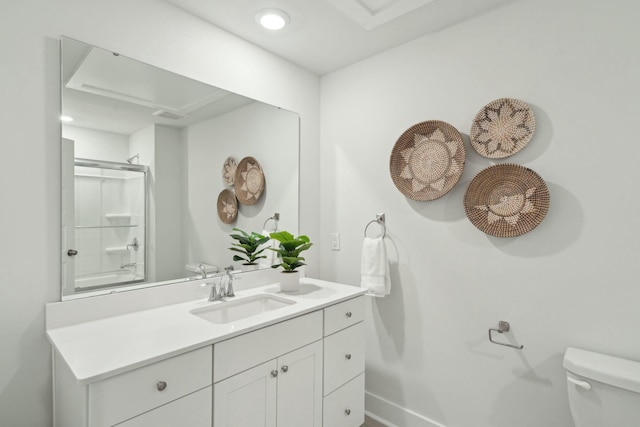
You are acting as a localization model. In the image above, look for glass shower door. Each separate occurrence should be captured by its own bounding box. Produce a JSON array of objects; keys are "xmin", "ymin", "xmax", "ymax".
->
[{"xmin": 64, "ymin": 159, "xmax": 148, "ymax": 295}]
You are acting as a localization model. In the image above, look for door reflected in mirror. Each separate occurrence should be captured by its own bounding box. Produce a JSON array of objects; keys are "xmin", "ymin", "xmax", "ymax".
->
[{"xmin": 60, "ymin": 37, "xmax": 299, "ymax": 299}]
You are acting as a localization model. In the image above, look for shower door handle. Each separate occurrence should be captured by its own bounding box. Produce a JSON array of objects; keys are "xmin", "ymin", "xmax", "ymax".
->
[{"xmin": 67, "ymin": 249, "xmax": 78, "ymax": 257}]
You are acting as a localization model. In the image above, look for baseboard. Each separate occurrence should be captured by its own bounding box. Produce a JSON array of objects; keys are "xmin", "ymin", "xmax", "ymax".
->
[{"xmin": 365, "ymin": 391, "xmax": 447, "ymax": 427}]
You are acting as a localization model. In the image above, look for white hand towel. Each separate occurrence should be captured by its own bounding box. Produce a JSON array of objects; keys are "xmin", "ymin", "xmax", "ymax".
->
[
  {"xmin": 360, "ymin": 236, "xmax": 391, "ymax": 297},
  {"xmin": 258, "ymin": 229, "xmax": 277, "ymax": 268}
]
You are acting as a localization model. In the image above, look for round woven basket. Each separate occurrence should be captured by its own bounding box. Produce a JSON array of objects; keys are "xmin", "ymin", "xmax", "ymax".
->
[
  {"xmin": 389, "ymin": 120, "xmax": 466, "ymax": 201},
  {"xmin": 464, "ymin": 164, "xmax": 549, "ymax": 237},
  {"xmin": 217, "ymin": 189, "xmax": 238, "ymax": 224},
  {"xmin": 470, "ymin": 98, "xmax": 535, "ymax": 159},
  {"xmin": 234, "ymin": 157, "xmax": 265, "ymax": 205},
  {"xmin": 222, "ymin": 156, "xmax": 237, "ymax": 186}
]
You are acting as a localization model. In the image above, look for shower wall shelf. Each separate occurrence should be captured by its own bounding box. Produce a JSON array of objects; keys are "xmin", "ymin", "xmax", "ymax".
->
[
  {"xmin": 105, "ymin": 247, "xmax": 129, "ymax": 254},
  {"xmin": 75, "ymin": 225, "xmax": 139, "ymax": 229},
  {"xmin": 105, "ymin": 213, "xmax": 132, "ymax": 219},
  {"xmin": 75, "ymin": 173, "xmax": 129, "ymax": 180}
]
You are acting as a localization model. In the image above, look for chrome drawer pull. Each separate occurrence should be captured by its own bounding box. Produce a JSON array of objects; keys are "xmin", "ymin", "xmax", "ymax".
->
[
  {"xmin": 271, "ymin": 370, "xmax": 278, "ymax": 378},
  {"xmin": 346, "ymin": 312, "xmax": 352, "ymax": 318},
  {"xmin": 345, "ymin": 409, "xmax": 351, "ymax": 415},
  {"xmin": 156, "ymin": 381, "xmax": 167, "ymax": 392},
  {"xmin": 345, "ymin": 353, "xmax": 352, "ymax": 360},
  {"xmin": 281, "ymin": 365, "xmax": 289, "ymax": 373}
]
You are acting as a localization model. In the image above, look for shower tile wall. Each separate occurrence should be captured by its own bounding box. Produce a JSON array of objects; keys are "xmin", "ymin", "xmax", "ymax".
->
[{"xmin": 74, "ymin": 168, "xmax": 143, "ymax": 282}]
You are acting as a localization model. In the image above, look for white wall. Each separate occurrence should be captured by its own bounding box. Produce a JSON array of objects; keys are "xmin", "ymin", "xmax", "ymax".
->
[
  {"xmin": 320, "ymin": 0, "xmax": 640, "ymax": 426},
  {"xmin": 0, "ymin": 0, "xmax": 319, "ymax": 425},
  {"xmin": 184, "ymin": 102, "xmax": 299, "ymax": 271}
]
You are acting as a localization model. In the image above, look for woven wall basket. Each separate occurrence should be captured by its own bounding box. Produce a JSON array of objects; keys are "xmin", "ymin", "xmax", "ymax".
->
[
  {"xmin": 390, "ymin": 120, "xmax": 466, "ymax": 201},
  {"xmin": 222, "ymin": 156, "xmax": 237, "ymax": 186},
  {"xmin": 234, "ymin": 156, "xmax": 265, "ymax": 205},
  {"xmin": 217, "ymin": 189, "xmax": 238, "ymax": 224},
  {"xmin": 464, "ymin": 164, "xmax": 549, "ymax": 237},
  {"xmin": 470, "ymin": 98, "xmax": 536, "ymax": 159}
]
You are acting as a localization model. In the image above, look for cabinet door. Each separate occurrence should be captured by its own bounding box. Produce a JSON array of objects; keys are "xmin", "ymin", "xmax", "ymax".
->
[
  {"xmin": 214, "ymin": 360, "xmax": 277, "ymax": 427},
  {"xmin": 277, "ymin": 340, "xmax": 323, "ymax": 427},
  {"xmin": 114, "ymin": 386, "xmax": 211, "ymax": 427}
]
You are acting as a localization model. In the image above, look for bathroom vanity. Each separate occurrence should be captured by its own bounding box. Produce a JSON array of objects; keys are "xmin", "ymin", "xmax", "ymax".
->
[{"xmin": 47, "ymin": 277, "xmax": 366, "ymax": 427}]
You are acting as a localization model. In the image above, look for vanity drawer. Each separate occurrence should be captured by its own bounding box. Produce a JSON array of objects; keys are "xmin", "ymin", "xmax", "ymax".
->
[
  {"xmin": 214, "ymin": 310, "xmax": 323, "ymax": 382},
  {"xmin": 323, "ymin": 322, "xmax": 365, "ymax": 395},
  {"xmin": 89, "ymin": 346, "xmax": 212, "ymax": 427},
  {"xmin": 324, "ymin": 296, "xmax": 364, "ymax": 336},
  {"xmin": 114, "ymin": 386, "xmax": 211, "ymax": 427},
  {"xmin": 323, "ymin": 373, "xmax": 365, "ymax": 427}
]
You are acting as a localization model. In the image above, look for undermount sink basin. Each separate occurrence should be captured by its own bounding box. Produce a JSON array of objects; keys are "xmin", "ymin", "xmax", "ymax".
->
[{"xmin": 190, "ymin": 294, "xmax": 296, "ymax": 324}]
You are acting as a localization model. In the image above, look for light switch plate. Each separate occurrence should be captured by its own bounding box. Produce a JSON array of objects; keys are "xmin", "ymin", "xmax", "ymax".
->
[{"xmin": 331, "ymin": 233, "xmax": 340, "ymax": 251}]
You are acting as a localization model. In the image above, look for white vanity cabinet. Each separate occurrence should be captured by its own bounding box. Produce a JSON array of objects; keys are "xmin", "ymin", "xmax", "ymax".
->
[
  {"xmin": 213, "ymin": 296, "xmax": 366, "ymax": 427},
  {"xmin": 49, "ymin": 281, "xmax": 366, "ymax": 427},
  {"xmin": 322, "ymin": 297, "xmax": 366, "ymax": 427},
  {"xmin": 213, "ymin": 311, "xmax": 324, "ymax": 427},
  {"xmin": 53, "ymin": 346, "xmax": 212, "ymax": 427}
]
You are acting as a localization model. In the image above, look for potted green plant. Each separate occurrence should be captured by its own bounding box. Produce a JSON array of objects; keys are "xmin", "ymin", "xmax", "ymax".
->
[
  {"xmin": 269, "ymin": 231, "xmax": 313, "ymax": 291},
  {"xmin": 229, "ymin": 228, "xmax": 270, "ymax": 271}
]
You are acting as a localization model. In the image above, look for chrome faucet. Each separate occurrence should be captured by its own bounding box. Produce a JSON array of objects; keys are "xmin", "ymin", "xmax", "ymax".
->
[
  {"xmin": 197, "ymin": 263, "xmax": 207, "ymax": 279},
  {"xmin": 207, "ymin": 275, "xmax": 226, "ymax": 302},
  {"xmin": 224, "ymin": 266, "xmax": 237, "ymax": 297}
]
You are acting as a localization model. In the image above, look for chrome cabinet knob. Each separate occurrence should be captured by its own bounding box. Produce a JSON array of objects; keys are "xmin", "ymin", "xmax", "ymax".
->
[
  {"xmin": 156, "ymin": 381, "xmax": 167, "ymax": 391},
  {"xmin": 271, "ymin": 370, "xmax": 278, "ymax": 378},
  {"xmin": 346, "ymin": 311, "xmax": 352, "ymax": 318},
  {"xmin": 345, "ymin": 409, "xmax": 351, "ymax": 415},
  {"xmin": 345, "ymin": 353, "xmax": 352, "ymax": 360},
  {"xmin": 281, "ymin": 365, "xmax": 289, "ymax": 373}
]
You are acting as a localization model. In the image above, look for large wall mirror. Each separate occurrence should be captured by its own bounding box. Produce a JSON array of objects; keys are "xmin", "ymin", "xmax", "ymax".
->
[{"xmin": 60, "ymin": 37, "xmax": 300, "ymax": 300}]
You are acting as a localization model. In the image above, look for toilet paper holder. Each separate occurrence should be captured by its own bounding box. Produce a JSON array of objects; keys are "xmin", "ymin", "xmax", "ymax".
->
[{"xmin": 488, "ymin": 321, "xmax": 524, "ymax": 350}]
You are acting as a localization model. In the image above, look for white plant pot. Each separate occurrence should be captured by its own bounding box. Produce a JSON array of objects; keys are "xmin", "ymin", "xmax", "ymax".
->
[
  {"xmin": 241, "ymin": 263, "xmax": 259, "ymax": 272},
  {"xmin": 279, "ymin": 271, "xmax": 300, "ymax": 292}
]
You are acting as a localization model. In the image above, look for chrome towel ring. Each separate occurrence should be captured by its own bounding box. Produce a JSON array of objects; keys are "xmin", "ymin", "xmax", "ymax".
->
[
  {"xmin": 364, "ymin": 213, "xmax": 386, "ymax": 238},
  {"xmin": 263, "ymin": 212, "xmax": 280, "ymax": 233}
]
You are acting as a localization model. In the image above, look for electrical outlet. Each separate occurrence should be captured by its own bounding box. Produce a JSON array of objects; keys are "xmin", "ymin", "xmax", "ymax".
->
[{"xmin": 331, "ymin": 233, "xmax": 340, "ymax": 251}]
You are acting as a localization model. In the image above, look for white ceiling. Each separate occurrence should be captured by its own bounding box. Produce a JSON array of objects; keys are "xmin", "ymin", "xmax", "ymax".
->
[{"xmin": 164, "ymin": 0, "xmax": 516, "ymax": 75}]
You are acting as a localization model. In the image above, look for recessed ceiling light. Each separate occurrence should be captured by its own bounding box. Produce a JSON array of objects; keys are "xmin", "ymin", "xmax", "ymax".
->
[
  {"xmin": 60, "ymin": 115, "xmax": 74, "ymax": 123},
  {"xmin": 256, "ymin": 9, "xmax": 290, "ymax": 30}
]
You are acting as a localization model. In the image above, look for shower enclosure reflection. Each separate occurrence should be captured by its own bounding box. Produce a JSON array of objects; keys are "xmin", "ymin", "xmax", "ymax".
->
[{"xmin": 63, "ymin": 158, "xmax": 148, "ymax": 295}]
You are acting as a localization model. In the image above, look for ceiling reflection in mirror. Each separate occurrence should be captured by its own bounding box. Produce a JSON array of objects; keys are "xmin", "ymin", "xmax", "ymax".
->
[{"xmin": 60, "ymin": 37, "xmax": 300, "ymax": 300}]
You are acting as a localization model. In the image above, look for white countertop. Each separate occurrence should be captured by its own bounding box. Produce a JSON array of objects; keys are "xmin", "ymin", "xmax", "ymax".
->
[{"xmin": 47, "ymin": 278, "xmax": 365, "ymax": 385}]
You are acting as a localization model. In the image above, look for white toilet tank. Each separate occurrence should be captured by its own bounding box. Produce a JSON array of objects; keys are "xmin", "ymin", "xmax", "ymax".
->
[{"xmin": 563, "ymin": 347, "xmax": 640, "ymax": 427}]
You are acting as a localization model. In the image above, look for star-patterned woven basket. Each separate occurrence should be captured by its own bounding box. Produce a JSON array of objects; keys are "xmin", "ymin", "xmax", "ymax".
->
[
  {"xmin": 217, "ymin": 189, "xmax": 238, "ymax": 224},
  {"xmin": 464, "ymin": 164, "xmax": 549, "ymax": 237},
  {"xmin": 470, "ymin": 98, "xmax": 535, "ymax": 159},
  {"xmin": 234, "ymin": 156, "xmax": 265, "ymax": 205},
  {"xmin": 222, "ymin": 156, "xmax": 237, "ymax": 186},
  {"xmin": 389, "ymin": 120, "xmax": 466, "ymax": 201}
]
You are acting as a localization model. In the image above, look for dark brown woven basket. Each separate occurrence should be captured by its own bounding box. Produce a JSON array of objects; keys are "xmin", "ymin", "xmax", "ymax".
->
[
  {"xmin": 464, "ymin": 164, "xmax": 549, "ymax": 237},
  {"xmin": 217, "ymin": 189, "xmax": 238, "ymax": 224},
  {"xmin": 234, "ymin": 156, "xmax": 265, "ymax": 205},
  {"xmin": 470, "ymin": 98, "xmax": 535, "ymax": 159},
  {"xmin": 389, "ymin": 120, "xmax": 466, "ymax": 201}
]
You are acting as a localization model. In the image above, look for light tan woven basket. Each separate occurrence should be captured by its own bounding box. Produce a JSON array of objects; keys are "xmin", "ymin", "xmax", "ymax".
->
[
  {"xmin": 389, "ymin": 120, "xmax": 466, "ymax": 201},
  {"xmin": 234, "ymin": 156, "xmax": 265, "ymax": 205},
  {"xmin": 464, "ymin": 164, "xmax": 549, "ymax": 237},
  {"xmin": 470, "ymin": 98, "xmax": 535, "ymax": 159},
  {"xmin": 222, "ymin": 156, "xmax": 237, "ymax": 186},
  {"xmin": 217, "ymin": 189, "xmax": 238, "ymax": 224}
]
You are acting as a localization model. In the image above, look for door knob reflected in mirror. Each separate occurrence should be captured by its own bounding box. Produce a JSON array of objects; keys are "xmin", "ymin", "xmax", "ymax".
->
[{"xmin": 67, "ymin": 249, "xmax": 78, "ymax": 257}]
